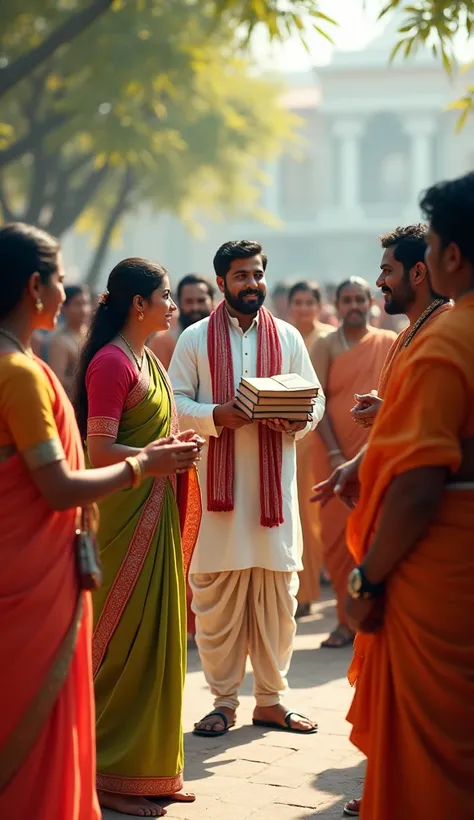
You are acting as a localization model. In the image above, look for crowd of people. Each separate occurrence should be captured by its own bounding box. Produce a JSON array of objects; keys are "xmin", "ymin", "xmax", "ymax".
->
[{"xmin": 0, "ymin": 170, "xmax": 473, "ymax": 820}]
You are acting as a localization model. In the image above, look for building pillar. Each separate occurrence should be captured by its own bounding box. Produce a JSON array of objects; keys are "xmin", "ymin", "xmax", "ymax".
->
[
  {"xmin": 403, "ymin": 116, "xmax": 436, "ymax": 214},
  {"xmin": 332, "ymin": 118, "xmax": 364, "ymax": 214}
]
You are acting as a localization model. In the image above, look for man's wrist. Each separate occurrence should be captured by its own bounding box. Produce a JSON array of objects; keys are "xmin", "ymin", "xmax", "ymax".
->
[
  {"xmin": 212, "ymin": 405, "xmax": 222, "ymax": 426},
  {"xmin": 348, "ymin": 565, "xmax": 385, "ymax": 600}
]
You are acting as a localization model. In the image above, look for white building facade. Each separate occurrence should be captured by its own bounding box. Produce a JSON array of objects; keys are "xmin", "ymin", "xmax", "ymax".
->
[{"xmin": 66, "ymin": 19, "xmax": 474, "ymax": 288}]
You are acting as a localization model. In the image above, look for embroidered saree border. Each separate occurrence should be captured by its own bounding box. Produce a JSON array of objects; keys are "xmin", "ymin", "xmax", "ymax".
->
[
  {"xmin": 124, "ymin": 356, "xmax": 150, "ymax": 411},
  {"xmin": 23, "ymin": 437, "xmax": 65, "ymax": 469},
  {"xmin": 87, "ymin": 416, "xmax": 119, "ymax": 438},
  {"xmin": 96, "ymin": 771, "xmax": 183, "ymax": 796},
  {"xmin": 92, "ymin": 477, "xmax": 166, "ymax": 677}
]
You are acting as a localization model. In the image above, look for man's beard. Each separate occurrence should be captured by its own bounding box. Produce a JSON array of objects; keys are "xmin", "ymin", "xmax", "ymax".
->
[
  {"xmin": 179, "ymin": 310, "xmax": 211, "ymax": 330},
  {"xmin": 382, "ymin": 283, "xmax": 415, "ymax": 316},
  {"xmin": 343, "ymin": 310, "xmax": 367, "ymax": 328},
  {"xmin": 224, "ymin": 283, "xmax": 266, "ymax": 315}
]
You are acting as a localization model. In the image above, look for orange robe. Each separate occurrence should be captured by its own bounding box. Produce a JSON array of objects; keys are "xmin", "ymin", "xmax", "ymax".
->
[
  {"xmin": 0, "ymin": 353, "xmax": 99, "ymax": 820},
  {"xmin": 347, "ymin": 294, "xmax": 474, "ymax": 820},
  {"xmin": 296, "ymin": 325, "xmax": 332, "ymax": 605},
  {"xmin": 377, "ymin": 301, "xmax": 453, "ymax": 398},
  {"xmin": 314, "ymin": 330, "xmax": 395, "ymax": 625}
]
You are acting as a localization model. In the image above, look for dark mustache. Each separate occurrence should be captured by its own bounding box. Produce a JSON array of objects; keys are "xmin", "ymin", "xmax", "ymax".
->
[{"xmin": 241, "ymin": 290, "xmax": 260, "ymax": 297}]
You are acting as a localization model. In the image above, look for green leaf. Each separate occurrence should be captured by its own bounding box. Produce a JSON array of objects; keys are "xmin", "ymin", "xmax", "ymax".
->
[
  {"xmin": 456, "ymin": 106, "xmax": 471, "ymax": 132},
  {"xmin": 389, "ymin": 37, "xmax": 406, "ymax": 63},
  {"xmin": 311, "ymin": 24, "xmax": 334, "ymax": 44}
]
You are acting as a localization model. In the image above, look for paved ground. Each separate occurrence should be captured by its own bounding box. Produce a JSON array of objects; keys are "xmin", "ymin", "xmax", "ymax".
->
[{"xmin": 103, "ymin": 587, "xmax": 365, "ymax": 819}]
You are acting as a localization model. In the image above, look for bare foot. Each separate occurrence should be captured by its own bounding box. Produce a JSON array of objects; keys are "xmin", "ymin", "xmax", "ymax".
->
[
  {"xmin": 193, "ymin": 706, "xmax": 236, "ymax": 734},
  {"xmin": 253, "ymin": 703, "xmax": 317, "ymax": 732},
  {"xmin": 98, "ymin": 790, "xmax": 167, "ymax": 816},
  {"xmin": 151, "ymin": 791, "xmax": 196, "ymax": 804}
]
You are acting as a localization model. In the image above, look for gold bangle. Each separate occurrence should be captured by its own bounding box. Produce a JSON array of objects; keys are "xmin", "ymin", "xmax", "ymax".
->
[{"xmin": 125, "ymin": 456, "xmax": 143, "ymax": 489}]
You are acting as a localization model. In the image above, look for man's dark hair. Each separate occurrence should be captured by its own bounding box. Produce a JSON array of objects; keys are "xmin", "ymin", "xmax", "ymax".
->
[
  {"xmin": 272, "ymin": 282, "xmax": 290, "ymax": 299},
  {"xmin": 288, "ymin": 280, "xmax": 322, "ymax": 305},
  {"xmin": 379, "ymin": 224, "xmax": 428, "ymax": 276},
  {"xmin": 335, "ymin": 276, "xmax": 371, "ymax": 302},
  {"xmin": 176, "ymin": 273, "xmax": 215, "ymax": 303},
  {"xmin": 64, "ymin": 284, "xmax": 88, "ymax": 305},
  {"xmin": 213, "ymin": 240, "xmax": 267, "ymax": 279},
  {"xmin": 420, "ymin": 172, "xmax": 474, "ymax": 268}
]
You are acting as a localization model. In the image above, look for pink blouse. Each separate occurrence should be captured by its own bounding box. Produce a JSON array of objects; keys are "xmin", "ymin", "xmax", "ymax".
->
[{"xmin": 86, "ymin": 345, "xmax": 139, "ymax": 439}]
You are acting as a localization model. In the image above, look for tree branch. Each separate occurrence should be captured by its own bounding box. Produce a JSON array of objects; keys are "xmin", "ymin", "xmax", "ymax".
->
[
  {"xmin": 47, "ymin": 162, "xmax": 110, "ymax": 236},
  {"xmin": 86, "ymin": 166, "xmax": 134, "ymax": 289},
  {"xmin": 24, "ymin": 142, "xmax": 50, "ymax": 224},
  {"xmin": 0, "ymin": 0, "xmax": 114, "ymax": 101},
  {"xmin": 0, "ymin": 113, "xmax": 71, "ymax": 171}
]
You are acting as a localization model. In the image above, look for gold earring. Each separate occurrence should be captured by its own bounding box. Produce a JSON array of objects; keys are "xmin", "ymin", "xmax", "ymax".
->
[
  {"xmin": 138, "ymin": 309, "xmax": 144, "ymax": 322},
  {"xmin": 35, "ymin": 298, "xmax": 44, "ymax": 313}
]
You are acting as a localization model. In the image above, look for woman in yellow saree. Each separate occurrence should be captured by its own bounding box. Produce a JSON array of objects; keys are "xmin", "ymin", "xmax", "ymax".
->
[{"xmin": 75, "ymin": 258, "xmax": 202, "ymax": 817}]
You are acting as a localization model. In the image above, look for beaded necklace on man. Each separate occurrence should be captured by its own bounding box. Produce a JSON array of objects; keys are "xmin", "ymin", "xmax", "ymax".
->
[{"xmin": 401, "ymin": 298, "xmax": 446, "ymax": 348}]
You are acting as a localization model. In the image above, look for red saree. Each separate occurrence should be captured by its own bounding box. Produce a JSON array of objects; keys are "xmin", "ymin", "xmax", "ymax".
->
[{"xmin": 0, "ymin": 356, "xmax": 99, "ymax": 820}]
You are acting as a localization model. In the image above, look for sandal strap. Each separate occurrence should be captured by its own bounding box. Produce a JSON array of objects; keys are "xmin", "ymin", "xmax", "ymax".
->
[
  {"xmin": 200, "ymin": 710, "xmax": 228, "ymax": 728},
  {"xmin": 284, "ymin": 711, "xmax": 312, "ymax": 727}
]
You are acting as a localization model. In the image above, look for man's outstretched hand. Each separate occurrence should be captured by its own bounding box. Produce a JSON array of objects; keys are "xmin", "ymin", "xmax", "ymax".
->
[{"xmin": 311, "ymin": 457, "xmax": 360, "ymax": 510}]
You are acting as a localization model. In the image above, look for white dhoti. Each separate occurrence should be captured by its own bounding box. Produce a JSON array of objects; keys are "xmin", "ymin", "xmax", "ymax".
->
[{"xmin": 190, "ymin": 568, "xmax": 299, "ymax": 711}]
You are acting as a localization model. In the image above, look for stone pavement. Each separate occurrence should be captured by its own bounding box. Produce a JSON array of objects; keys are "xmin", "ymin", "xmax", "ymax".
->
[{"xmin": 103, "ymin": 587, "xmax": 365, "ymax": 820}]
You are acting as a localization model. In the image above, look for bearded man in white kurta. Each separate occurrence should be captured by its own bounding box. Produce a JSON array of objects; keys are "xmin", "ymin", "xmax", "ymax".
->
[{"xmin": 168, "ymin": 240, "xmax": 325, "ymax": 737}]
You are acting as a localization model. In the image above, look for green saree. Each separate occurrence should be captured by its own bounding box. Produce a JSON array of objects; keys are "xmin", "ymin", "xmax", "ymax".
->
[{"xmin": 90, "ymin": 350, "xmax": 193, "ymax": 797}]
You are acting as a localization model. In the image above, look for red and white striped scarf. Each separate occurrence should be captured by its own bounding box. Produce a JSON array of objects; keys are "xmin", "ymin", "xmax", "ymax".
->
[{"xmin": 207, "ymin": 301, "xmax": 283, "ymax": 527}]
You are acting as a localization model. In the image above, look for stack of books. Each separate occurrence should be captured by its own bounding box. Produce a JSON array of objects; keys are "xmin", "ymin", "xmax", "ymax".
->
[{"xmin": 234, "ymin": 374, "xmax": 318, "ymax": 421}]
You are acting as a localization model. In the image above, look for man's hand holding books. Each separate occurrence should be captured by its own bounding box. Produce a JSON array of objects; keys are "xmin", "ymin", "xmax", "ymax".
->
[
  {"xmin": 260, "ymin": 418, "xmax": 307, "ymax": 436},
  {"xmin": 213, "ymin": 400, "xmax": 252, "ymax": 430}
]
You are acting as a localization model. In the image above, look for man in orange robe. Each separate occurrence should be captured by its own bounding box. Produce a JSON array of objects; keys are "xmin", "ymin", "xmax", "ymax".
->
[
  {"xmin": 342, "ymin": 172, "xmax": 474, "ymax": 820},
  {"xmin": 310, "ymin": 278, "xmax": 395, "ymax": 647},
  {"xmin": 287, "ymin": 280, "xmax": 334, "ymax": 617},
  {"xmin": 313, "ymin": 224, "xmax": 452, "ymax": 816}
]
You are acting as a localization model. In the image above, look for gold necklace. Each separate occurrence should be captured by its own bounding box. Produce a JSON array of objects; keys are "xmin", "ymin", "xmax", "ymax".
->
[
  {"xmin": 0, "ymin": 328, "xmax": 33, "ymax": 358},
  {"xmin": 402, "ymin": 299, "xmax": 446, "ymax": 348},
  {"xmin": 117, "ymin": 332, "xmax": 144, "ymax": 372}
]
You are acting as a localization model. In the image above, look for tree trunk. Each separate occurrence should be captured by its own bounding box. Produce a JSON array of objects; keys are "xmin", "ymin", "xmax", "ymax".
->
[
  {"xmin": 0, "ymin": 0, "xmax": 114, "ymax": 100},
  {"xmin": 85, "ymin": 166, "xmax": 133, "ymax": 290}
]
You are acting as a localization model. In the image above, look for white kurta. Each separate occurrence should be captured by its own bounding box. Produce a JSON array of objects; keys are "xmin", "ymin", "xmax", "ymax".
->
[{"xmin": 168, "ymin": 311, "xmax": 325, "ymax": 574}]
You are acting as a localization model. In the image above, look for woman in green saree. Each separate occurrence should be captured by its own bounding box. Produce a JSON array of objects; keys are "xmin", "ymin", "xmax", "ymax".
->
[{"xmin": 75, "ymin": 258, "xmax": 203, "ymax": 817}]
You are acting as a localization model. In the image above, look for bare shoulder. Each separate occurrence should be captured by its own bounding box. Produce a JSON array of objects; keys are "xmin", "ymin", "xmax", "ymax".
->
[
  {"xmin": 371, "ymin": 327, "xmax": 398, "ymax": 343},
  {"xmin": 317, "ymin": 327, "xmax": 339, "ymax": 351}
]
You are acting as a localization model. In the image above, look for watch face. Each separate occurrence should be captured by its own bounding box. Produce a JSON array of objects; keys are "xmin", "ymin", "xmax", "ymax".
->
[{"xmin": 348, "ymin": 568, "xmax": 362, "ymax": 596}]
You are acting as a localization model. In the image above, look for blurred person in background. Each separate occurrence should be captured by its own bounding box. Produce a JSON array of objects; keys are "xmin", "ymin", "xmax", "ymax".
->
[
  {"xmin": 75, "ymin": 258, "xmax": 203, "ymax": 817},
  {"xmin": 270, "ymin": 280, "xmax": 291, "ymax": 320},
  {"xmin": 309, "ymin": 278, "xmax": 396, "ymax": 648},
  {"xmin": 287, "ymin": 281, "xmax": 334, "ymax": 618},
  {"xmin": 0, "ymin": 224, "xmax": 191, "ymax": 820},
  {"xmin": 319, "ymin": 300, "xmax": 339, "ymax": 328},
  {"xmin": 48, "ymin": 285, "xmax": 91, "ymax": 398},
  {"xmin": 148, "ymin": 273, "xmax": 215, "ymax": 369}
]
